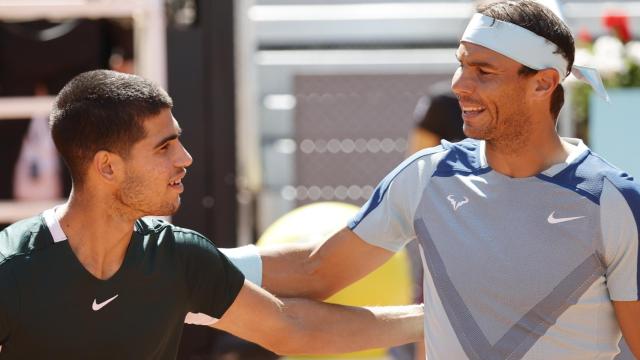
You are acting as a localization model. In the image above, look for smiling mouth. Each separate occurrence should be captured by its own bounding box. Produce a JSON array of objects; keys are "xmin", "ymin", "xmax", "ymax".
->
[
  {"xmin": 168, "ymin": 179, "xmax": 184, "ymax": 194},
  {"xmin": 462, "ymin": 105, "xmax": 486, "ymax": 116},
  {"xmin": 169, "ymin": 170, "xmax": 187, "ymax": 188}
]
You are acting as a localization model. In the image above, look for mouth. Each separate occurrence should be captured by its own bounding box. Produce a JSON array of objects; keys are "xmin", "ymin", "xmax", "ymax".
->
[
  {"xmin": 460, "ymin": 104, "xmax": 486, "ymax": 119},
  {"xmin": 168, "ymin": 172, "xmax": 186, "ymax": 192}
]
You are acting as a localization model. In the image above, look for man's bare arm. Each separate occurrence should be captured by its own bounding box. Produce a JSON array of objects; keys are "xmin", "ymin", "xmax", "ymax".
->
[
  {"xmin": 613, "ymin": 301, "xmax": 640, "ymax": 358},
  {"xmin": 212, "ymin": 280, "xmax": 423, "ymax": 355},
  {"xmin": 260, "ymin": 227, "xmax": 396, "ymax": 299}
]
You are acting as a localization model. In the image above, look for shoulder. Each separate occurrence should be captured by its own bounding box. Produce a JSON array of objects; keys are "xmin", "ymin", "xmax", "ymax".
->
[
  {"xmin": 384, "ymin": 143, "xmax": 451, "ymax": 188},
  {"xmin": 403, "ymin": 139, "xmax": 476, "ymax": 172},
  {"xmin": 134, "ymin": 217, "xmax": 219, "ymax": 253},
  {"xmin": 348, "ymin": 143, "xmax": 459, "ymax": 234},
  {"xmin": 430, "ymin": 139, "xmax": 486, "ymax": 176},
  {"xmin": 405, "ymin": 143, "xmax": 449, "ymax": 169},
  {"xmin": 370, "ymin": 139, "xmax": 480, "ymax": 197},
  {"xmin": 548, "ymin": 150, "xmax": 640, "ymax": 206},
  {"xmin": 592, "ymin": 155, "xmax": 640, "ymax": 226},
  {"xmin": 0, "ymin": 215, "xmax": 51, "ymax": 265}
]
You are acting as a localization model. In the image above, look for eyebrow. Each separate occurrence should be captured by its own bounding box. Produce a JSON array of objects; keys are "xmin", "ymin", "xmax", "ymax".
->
[
  {"xmin": 153, "ymin": 129, "xmax": 182, "ymax": 149},
  {"xmin": 455, "ymin": 53, "xmax": 499, "ymax": 69}
]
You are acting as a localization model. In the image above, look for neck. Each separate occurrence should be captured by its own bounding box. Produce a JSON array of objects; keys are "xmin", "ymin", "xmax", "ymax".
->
[
  {"xmin": 58, "ymin": 189, "xmax": 136, "ymax": 280},
  {"xmin": 485, "ymin": 122, "xmax": 569, "ymax": 178}
]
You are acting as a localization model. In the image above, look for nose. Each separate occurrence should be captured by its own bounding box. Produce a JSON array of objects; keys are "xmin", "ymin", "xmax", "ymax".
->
[
  {"xmin": 177, "ymin": 142, "xmax": 193, "ymax": 168},
  {"xmin": 451, "ymin": 66, "xmax": 472, "ymax": 98}
]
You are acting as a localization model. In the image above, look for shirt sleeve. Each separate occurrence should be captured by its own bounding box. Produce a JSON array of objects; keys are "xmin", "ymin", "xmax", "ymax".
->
[
  {"xmin": 600, "ymin": 177, "xmax": 640, "ymax": 301},
  {"xmin": 348, "ymin": 147, "xmax": 446, "ymax": 252},
  {"xmin": 177, "ymin": 231, "xmax": 246, "ymax": 319},
  {"xmin": 219, "ymin": 245, "xmax": 262, "ymax": 286}
]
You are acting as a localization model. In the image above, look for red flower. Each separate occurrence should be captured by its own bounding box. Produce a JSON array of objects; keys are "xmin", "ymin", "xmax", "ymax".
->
[
  {"xmin": 603, "ymin": 10, "xmax": 631, "ymax": 43},
  {"xmin": 578, "ymin": 27, "xmax": 593, "ymax": 44}
]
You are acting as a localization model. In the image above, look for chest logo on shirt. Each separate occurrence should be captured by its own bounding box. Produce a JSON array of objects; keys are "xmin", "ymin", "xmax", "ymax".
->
[
  {"xmin": 447, "ymin": 195, "xmax": 469, "ymax": 211},
  {"xmin": 547, "ymin": 211, "xmax": 585, "ymax": 224},
  {"xmin": 92, "ymin": 294, "xmax": 119, "ymax": 311}
]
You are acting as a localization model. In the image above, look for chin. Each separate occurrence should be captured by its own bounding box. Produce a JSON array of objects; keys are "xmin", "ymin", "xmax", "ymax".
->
[
  {"xmin": 463, "ymin": 127, "xmax": 484, "ymax": 140},
  {"xmin": 161, "ymin": 205, "xmax": 180, "ymax": 217},
  {"xmin": 463, "ymin": 124, "xmax": 496, "ymax": 141},
  {"xmin": 146, "ymin": 201, "xmax": 181, "ymax": 217},
  {"xmin": 167, "ymin": 199, "xmax": 182, "ymax": 215}
]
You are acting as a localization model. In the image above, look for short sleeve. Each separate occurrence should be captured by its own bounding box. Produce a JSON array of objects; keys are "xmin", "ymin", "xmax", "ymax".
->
[
  {"xmin": 600, "ymin": 178, "xmax": 640, "ymax": 301},
  {"xmin": 177, "ymin": 231, "xmax": 246, "ymax": 319},
  {"xmin": 348, "ymin": 147, "xmax": 446, "ymax": 252}
]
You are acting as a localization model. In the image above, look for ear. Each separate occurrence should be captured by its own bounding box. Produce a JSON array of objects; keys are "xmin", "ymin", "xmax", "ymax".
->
[
  {"xmin": 531, "ymin": 68, "xmax": 560, "ymax": 100},
  {"xmin": 92, "ymin": 150, "xmax": 124, "ymax": 183}
]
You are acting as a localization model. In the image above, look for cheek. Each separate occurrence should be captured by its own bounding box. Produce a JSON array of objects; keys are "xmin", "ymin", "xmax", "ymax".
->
[
  {"xmin": 120, "ymin": 171, "xmax": 148, "ymax": 200},
  {"xmin": 126, "ymin": 162, "xmax": 166, "ymax": 190},
  {"xmin": 491, "ymin": 81, "xmax": 521, "ymax": 106},
  {"xmin": 143, "ymin": 158, "xmax": 169, "ymax": 174}
]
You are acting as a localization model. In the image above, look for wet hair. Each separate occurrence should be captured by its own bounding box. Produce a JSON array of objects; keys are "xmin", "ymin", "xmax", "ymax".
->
[
  {"xmin": 479, "ymin": 0, "xmax": 575, "ymax": 119},
  {"xmin": 50, "ymin": 70, "xmax": 173, "ymax": 185}
]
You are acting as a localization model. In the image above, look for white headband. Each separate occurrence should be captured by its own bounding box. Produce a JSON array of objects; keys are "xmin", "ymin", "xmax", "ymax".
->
[{"xmin": 461, "ymin": 14, "xmax": 609, "ymax": 102}]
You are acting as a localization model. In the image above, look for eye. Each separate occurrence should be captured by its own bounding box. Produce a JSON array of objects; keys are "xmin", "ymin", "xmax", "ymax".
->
[
  {"xmin": 159, "ymin": 143, "xmax": 170, "ymax": 151},
  {"xmin": 478, "ymin": 68, "xmax": 492, "ymax": 76}
]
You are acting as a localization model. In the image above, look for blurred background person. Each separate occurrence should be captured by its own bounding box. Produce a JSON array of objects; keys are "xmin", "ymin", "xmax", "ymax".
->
[{"xmin": 408, "ymin": 83, "xmax": 465, "ymax": 155}]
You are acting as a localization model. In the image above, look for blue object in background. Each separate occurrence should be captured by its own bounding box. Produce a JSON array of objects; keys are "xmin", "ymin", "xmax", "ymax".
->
[{"xmin": 590, "ymin": 88, "xmax": 640, "ymax": 180}]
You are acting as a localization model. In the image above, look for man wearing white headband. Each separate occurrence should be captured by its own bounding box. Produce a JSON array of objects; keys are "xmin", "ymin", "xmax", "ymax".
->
[{"xmin": 226, "ymin": 1, "xmax": 640, "ymax": 359}]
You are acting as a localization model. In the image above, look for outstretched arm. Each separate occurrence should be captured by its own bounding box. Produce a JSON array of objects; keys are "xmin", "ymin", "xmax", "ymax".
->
[
  {"xmin": 212, "ymin": 280, "xmax": 423, "ymax": 355},
  {"xmin": 225, "ymin": 146, "xmax": 426, "ymax": 300},
  {"xmin": 259, "ymin": 227, "xmax": 396, "ymax": 300}
]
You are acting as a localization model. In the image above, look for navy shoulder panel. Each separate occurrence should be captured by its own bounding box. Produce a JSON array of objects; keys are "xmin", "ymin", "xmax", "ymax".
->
[
  {"xmin": 433, "ymin": 139, "xmax": 488, "ymax": 177},
  {"xmin": 584, "ymin": 153, "xmax": 640, "ymax": 242},
  {"xmin": 537, "ymin": 150, "xmax": 638, "ymax": 206}
]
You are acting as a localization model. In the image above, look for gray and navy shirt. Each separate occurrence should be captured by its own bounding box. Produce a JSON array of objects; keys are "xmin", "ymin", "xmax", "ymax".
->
[
  {"xmin": 0, "ymin": 209, "xmax": 245, "ymax": 359},
  {"xmin": 349, "ymin": 138, "xmax": 640, "ymax": 360}
]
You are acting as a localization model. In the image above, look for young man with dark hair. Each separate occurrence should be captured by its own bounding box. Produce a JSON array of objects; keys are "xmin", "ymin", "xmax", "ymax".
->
[
  {"xmin": 0, "ymin": 70, "xmax": 423, "ymax": 359},
  {"xmin": 245, "ymin": 1, "xmax": 640, "ymax": 359}
]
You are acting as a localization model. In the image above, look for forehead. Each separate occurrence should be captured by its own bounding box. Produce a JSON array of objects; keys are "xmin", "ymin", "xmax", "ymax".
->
[
  {"xmin": 456, "ymin": 41, "xmax": 523, "ymax": 68},
  {"xmin": 143, "ymin": 108, "xmax": 179, "ymax": 131},
  {"xmin": 138, "ymin": 108, "xmax": 181, "ymax": 144}
]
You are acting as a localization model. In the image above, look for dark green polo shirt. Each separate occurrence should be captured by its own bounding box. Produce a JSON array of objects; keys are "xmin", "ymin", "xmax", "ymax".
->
[{"xmin": 0, "ymin": 212, "xmax": 244, "ymax": 359}]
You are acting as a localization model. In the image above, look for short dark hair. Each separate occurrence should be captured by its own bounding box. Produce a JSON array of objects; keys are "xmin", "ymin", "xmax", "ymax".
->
[
  {"xmin": 50, "ymin": 70, "xmax": 173, "ymax": 185},
  {"xmin": 478, "ymin": 0, "xmax": 575, "ymax": 120}
]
